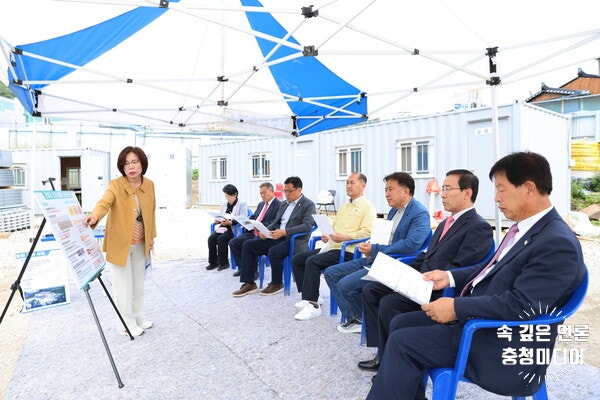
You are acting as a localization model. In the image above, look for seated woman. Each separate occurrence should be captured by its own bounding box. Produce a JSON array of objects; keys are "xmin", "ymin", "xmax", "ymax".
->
[{"xmin": 206, "ymin": 184, "xmax": 247, "ymax": 271}]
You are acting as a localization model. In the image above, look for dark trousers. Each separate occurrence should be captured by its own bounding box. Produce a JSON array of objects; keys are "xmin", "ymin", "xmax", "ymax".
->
[
  {"xmin": 291, "ymin": 249, "xmax": 353, "ymax": 302},
  {"xmin": 239, "ymin": 237, "xmax": 289, "ymax": 285},
  {"xmin": 367, "ymin": 311, "xmax": 458, "ymax": 400},
  {"xmin": 362, "ymin": 281, "xmax": 421, "ymax": 355},
  {"xmin": 207, "ymin": 229, "xmax": 234, "ymax": 266},
  {"xmin": 229, "ymin": 230, "xmax": 255, "ymax": 266}
]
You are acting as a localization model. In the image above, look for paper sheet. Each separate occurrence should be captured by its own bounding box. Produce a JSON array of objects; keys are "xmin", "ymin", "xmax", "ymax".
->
[
  {"xmin": 312, "ymin": 214, "xmax": 335, "ymax": 236},
  {"xmin": 370, "ymin": 218, "xmax": 393, "ymax": 245},
  {"xmin": 361, "ymin": 252, "xmax": 433, "ymax": 305},
  {"xmin": 232, "ymin": 214, "xmax": 254, "ymax": 231},
  {"xmin": 247, "ymin": 220, "xmax": 273, "ymax": 238},
  {"xmin": 203, "ymin": 208, "xmax": 229, "ymax": 222}
]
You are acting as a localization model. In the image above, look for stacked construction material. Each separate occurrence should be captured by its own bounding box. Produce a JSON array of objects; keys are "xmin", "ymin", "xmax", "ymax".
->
[{"xmin": 0, "ymin": 149, "xmax": 30, "ymax": 232}]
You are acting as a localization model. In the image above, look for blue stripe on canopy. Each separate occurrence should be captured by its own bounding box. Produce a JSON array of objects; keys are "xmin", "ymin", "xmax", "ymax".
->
[
  {"xmin": 8, "ymin": 7, "xmax": 169, "ymax": 114},
  {"xmin": 241, "ymin": 0, "xmax": 367, "ymax": 135}
]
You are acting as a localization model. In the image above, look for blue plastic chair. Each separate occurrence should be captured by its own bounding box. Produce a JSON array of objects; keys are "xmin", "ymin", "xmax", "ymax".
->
[
  {"xmin": 441, "ymin": 239, "xmax": 496, "ymax": 297},
  {"xmin": 308, "ymin": 236, "xmax": 369, "ymax": 317},
  {"xmin": 258, "ymin": 226, "xmax": 318, "ymax": 294},
  {"xmin": 358, "ymin": 229, "xmax": 433, "ymax": 345},
  {"xmin": 425, "ymin": 267, "xmax": 589, "ymax": 400},
  {"xmin": 211, "ymin": 208, "xmax": 252, "ymax": 270},
  {"xmin": 390, "ymin": 229, "xmax": 433, "ymax": 264},
  {"xmin": 359, "ymin": 234, "xmax": 492, "ymax": 347}
]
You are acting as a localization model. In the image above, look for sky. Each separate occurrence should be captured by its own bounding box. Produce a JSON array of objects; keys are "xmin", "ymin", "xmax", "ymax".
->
[{"xmin": 0, "ymin": 0, "xmax": 599, "ymax": 133}]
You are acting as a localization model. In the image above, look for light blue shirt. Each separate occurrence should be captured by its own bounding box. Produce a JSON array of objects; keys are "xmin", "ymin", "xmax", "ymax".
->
[{"xmin": 280, "ymin": 195, "xmax": 302, "ymax": 230}]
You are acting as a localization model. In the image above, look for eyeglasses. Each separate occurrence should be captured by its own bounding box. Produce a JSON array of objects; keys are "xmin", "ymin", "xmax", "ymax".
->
[
  {"xmin": 283, "ymin": 188, "xmax": 298, "ymax": 194},
  {"xmin": 440, "ymin": 186, "xmax": 461, "ymax": 193},
  {"xmin": 124, "ymin": 160, "xmax": 140, "ymax": 166}
]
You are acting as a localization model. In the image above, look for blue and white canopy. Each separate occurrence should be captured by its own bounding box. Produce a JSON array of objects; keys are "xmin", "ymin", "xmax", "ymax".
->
[{"xmin": 1, "ymin": 0, "xmax": 599, "ymax": 136}]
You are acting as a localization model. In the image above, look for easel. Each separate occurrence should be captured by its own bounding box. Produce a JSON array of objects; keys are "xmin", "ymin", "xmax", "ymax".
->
[{"xmin": 0, "ymin": 177, "xmax": 128, "ymax": 388}]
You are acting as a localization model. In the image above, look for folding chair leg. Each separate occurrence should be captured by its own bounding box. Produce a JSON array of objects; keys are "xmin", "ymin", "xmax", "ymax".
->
[{"xmin": 283, "ymin": 257, "xmax": 292, "ymax": 296}]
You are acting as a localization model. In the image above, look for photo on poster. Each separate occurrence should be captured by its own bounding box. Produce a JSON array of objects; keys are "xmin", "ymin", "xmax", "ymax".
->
[{"xmin": 18, "ymin": 249, "xmax": 71, "ymax": 313}]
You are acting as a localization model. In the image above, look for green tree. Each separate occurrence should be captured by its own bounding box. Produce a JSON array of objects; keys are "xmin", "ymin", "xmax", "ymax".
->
[{"xmin": 0, "ymin": 81, "xmax": 15, "ymax": 99}]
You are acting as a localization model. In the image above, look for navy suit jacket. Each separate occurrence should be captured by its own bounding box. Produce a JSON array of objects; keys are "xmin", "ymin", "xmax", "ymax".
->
[
  {"xmin": 451, "ymin": 207, "xmax": 585, "ymax": 395},
  {"xmin": 370, "ymin": 197, "xmax": 431, "ymax": 260},
  {"xmin": 411, "ymin": 208, "xmax": 493, "ymax": 299},
  {"xmin": 267, "ymin": 194, "xmax": 316, "ymax": 254},
  {"xmin": 244, "ymin": 198, "xmax": 281, "ymax": 231}
]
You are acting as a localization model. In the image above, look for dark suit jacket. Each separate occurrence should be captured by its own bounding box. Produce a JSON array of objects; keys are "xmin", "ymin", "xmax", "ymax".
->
[
  {"xmin": 411, "ymin": 208, "xmax": 493, "ymax": 299},
  {"xmin": 452, "ymin": 207, "xmax": 585, "ymax": 396},
  {"xmin": 267, "ymin": 194, "xmax": 316, "ymax": 254},
  {"xmin": 370, "ymin": 197, "xmax": 431, "ymax": 259},
  {"xmin": 245, "ymin": 198, "xmax": 281, "ymax": 231}
]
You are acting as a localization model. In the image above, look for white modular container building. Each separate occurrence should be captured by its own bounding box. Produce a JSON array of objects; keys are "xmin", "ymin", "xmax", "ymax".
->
[
  {"xmin": 11, "ymin": 148, "xmax": 110, "ymax": 213},
  {"xmin": 197, "ymin": 101, "xmax": 572, "ymax": 223}
]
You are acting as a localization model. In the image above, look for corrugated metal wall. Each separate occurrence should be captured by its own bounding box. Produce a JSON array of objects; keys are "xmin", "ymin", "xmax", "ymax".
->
[{"xmin": 197, "ymin": 102, "xmax": 571, "ymax": 221}]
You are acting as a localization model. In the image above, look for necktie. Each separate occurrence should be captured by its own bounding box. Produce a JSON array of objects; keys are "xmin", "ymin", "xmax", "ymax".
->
[
  {"xmin": 460, "ymin": 223, "xmax": 519, "ymax": 297},
  {"xmin": 257, "ymin": 202, "xmax": 269, "ymax": 222},
  {"xmin": 254, "ymin": 202, "xmax": 269, "ymax": 236},
  {"xmin": 437, "ymin": 216, "xmax": 454, "ymax": 243}
]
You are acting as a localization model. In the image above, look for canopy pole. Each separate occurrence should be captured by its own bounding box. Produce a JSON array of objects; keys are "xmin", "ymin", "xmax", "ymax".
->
[
  {"xmin": 29, "ymin": 118, "xmax": 38, "ymax": 241},
  {"xmin": 487, "ymin": 47, "xmax": 502, "ymax": 244}
]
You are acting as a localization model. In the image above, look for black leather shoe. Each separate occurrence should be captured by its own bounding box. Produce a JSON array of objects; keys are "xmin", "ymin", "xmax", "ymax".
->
[
  {"xmin": 371, "ymin": 374, "xmax": 376, "ymax": 384},
  {"xmin": 217, "ymin": 264, "xmax": 230, "ymax": 271},
  {"xmin": 206, "ymin": 263, "xmax": 218, "ymax": 271},
  {"xmin": 358, "ymin": 355, "xmax": 379, "ymax": 371},
  {"xmin": 232, "ymin": 270, "xmax": 241, "ymax": 277}
]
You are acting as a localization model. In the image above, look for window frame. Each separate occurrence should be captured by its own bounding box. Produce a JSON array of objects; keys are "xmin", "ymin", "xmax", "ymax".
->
[
  {"xmin": 209, "ymin": 156, "xmax": 228, "ymax": 181},
  {"xmin": 396, "ymin": 138, "xmax": 434, "ymax": 177},
  {"xmin": 249, "ymin": 152, "xmax": 272, "ymax": 180},
  {"xmin": 336, "ymin": 145, "xmax": 363, "ymax": 179}
]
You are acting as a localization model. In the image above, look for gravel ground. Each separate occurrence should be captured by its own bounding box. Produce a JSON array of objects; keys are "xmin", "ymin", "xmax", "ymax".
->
[{"xmin": 0, "ymin": 207, "xmax": 599, "ymax": 399}]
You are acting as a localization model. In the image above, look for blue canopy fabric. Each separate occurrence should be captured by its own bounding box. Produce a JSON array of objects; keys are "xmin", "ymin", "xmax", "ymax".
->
[
  {"xmin": 9, "ymin": 6, "xmax": 169, "ymax": 117},
  {"xmin": 6, "ymin": 0, "xmax": 366, "ymax": 136},
  {"xmin": 241, "ymin": 0, "xmax": 366, "ymax": 135}
]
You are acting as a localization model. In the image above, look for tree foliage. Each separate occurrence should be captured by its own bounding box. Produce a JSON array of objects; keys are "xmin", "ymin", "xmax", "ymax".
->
[{"xmin": 0, "ymin": 81, "xmax": 15, "ymax": 99}]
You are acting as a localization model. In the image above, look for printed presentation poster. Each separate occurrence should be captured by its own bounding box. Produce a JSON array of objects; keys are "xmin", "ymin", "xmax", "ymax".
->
[
  {"xmin": 34, "ymin": 191, "xmax": 106, "ymax": 290},
  {"xmin": 19, "ymin": 249, "xmax": 70, "ymax": 313}
]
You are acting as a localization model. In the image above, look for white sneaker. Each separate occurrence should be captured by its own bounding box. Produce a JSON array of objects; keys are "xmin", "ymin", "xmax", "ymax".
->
[
  {"xmin": 337, "ymin": 318, "xmax": 362, "ymax": 334},
  {"xmin": 140, "ymin": 321, "xmax": 154, "ymax": 329},
  {"xmin": 294, "ymin": 303, "xmax": 322, "ymax": 321},
  {"xmin": 294, "ymin": 296, "xmax": 324, "ymax": 309},
  {"xmin": 119, "ymin": 326, "xmax": 144, "ymax": 337}
]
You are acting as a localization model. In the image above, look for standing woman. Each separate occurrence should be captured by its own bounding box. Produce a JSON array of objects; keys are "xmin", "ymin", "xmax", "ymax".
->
[
  {"xmin": 206, "ymin": 184, "xmax": 247, "ymax": 271},
  {"xmin": 83, "ymin": 146, "xmax": 156, "ymax": 337}
]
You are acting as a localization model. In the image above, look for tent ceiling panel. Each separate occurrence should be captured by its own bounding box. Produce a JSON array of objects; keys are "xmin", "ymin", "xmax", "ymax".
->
[{"xmin": 1, "ymin": 0, "xmax": 599, "ymax": 136}]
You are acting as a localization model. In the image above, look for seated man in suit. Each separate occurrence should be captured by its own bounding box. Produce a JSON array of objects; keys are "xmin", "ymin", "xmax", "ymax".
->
[
  {"xmin": 233, "ymin": 176, "xmax": 316, "ymax": 297},
  {"xmin": 291, "ymin": 173, "xmax": 376, "ymax": 321},
  {"xmin": 367, "ymin": 152, "xmax": 586, "ymax": 400},
  {"xmin": 323, "ymin": 172, "xmax": 432, "ymax": 332},
  {"xmin": 230, "ymin": 182, "xmax": 281, "ymax": 277},
  {"xmin": 357, "ymin": 169, "xmax": 493, "ymax": 374}
]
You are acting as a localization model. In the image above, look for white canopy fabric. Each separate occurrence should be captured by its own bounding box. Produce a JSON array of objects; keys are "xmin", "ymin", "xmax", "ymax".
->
[{"xmin": 1, "ymin": 0, "xmax": 599, "ymax": 137}]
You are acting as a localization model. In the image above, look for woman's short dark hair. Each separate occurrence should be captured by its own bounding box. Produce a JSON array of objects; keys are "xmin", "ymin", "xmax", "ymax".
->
[
  {"xmin": 117, "ymin": 146, "xmax": 148, "ymax": 176},
  {"xmin": 222, "ymin": 184, "xmax": 239, "ymax": 196},
  {"xmin": 446, "ymin": 169, "xmax": 479, "ymax": 202},
  {"xmin": 384, "ymin": 172, "xmax": 415, "ymax": 195},
  {"xmin": 489, "ymin": 151, "xmax": 552, "ymax": 195}
]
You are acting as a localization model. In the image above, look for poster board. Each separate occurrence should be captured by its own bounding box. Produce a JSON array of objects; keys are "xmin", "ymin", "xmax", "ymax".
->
[
  {"xmin": 34, "ymin": 191, "xmax": 106, "ymax": 290},
  {"xmin": 19, "ymin": 249, "xmax": 71, "ymax": 313}
]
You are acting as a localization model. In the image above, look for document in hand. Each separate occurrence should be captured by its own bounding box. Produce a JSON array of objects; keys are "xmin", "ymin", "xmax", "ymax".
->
[
  {"xmin": 205, "ymin": 209, "xmax": 228, "ymax": 222},
  {"xmin": 369, "ymin": 219, "xmax": 393, "ymax": 245},
  {"xmin": 361, "ymin": 253, "xmax": 433, "ymax": 305},
  {"xmin": 247, "ymin": 220, "xmax": 273, "ymax": 238},
  {"xmin": 312, "ymin": 214, "xmax": 334, "ymax": 235},
  {"xmin": 232, "ymin": 214, "xmax": 254, "ymax": 231}
]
